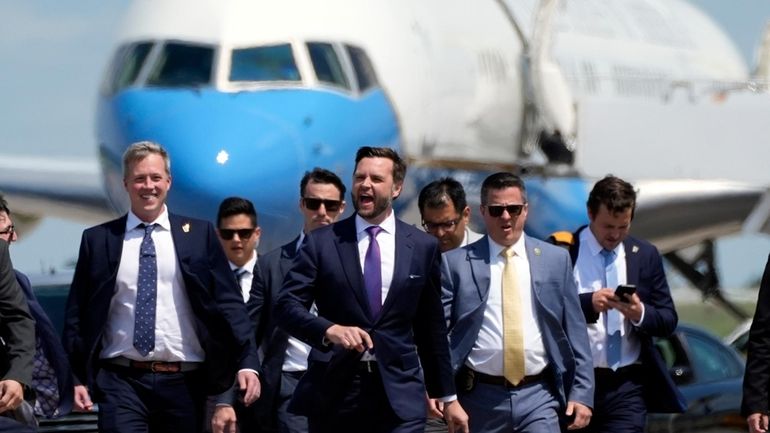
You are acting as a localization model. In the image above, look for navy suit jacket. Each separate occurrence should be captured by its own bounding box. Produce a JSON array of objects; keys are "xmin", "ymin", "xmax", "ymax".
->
[
  {"xmin": 0, "ymin": 240, "xmax": 34, "ymax": 391},
  {"xmin": 275, "ymin": 215, "xmax": 455, "ymax": 421},
  {"xmin": 572, "ymin": 229, "xmax": 686, "ymax": 413},
  {"xmin": 15, "ymin": 270, "xmax": 74, "ymax": 417},
  {"xmin": 63, "ymin": 213, "xmax": 259, "ymax": 395},
  {"xmin": 248, "ymin": 236, "xmax": 300, "ymax": 422},
  {"xmin": 741, "ymin": 253, "xmax": 770, "ymax": 417},
  {"xmin": 442, "ymin": 235, "xmax": 594, "ymax": 409}
]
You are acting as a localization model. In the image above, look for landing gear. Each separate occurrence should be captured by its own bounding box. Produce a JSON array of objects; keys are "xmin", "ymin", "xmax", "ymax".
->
[{"xmin": 663, "ymin": 240, "xmax": 749, "ymax": 321}]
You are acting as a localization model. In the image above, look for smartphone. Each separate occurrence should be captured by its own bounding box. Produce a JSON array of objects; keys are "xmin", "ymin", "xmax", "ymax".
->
[{"xmin": 614, "ymin": 284, "xmax": 636, "ymax": 302}]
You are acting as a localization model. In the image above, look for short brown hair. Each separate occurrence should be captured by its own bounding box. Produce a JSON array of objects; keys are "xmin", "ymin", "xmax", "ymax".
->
[{"xmin": 354, "ymin": 146, "xmax": 407, "ymax": 185}]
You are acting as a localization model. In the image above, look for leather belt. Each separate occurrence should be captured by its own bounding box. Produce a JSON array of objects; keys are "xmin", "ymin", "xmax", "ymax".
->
[
  {"xmin": 474, "ymin": 370, "xmax": 547, "ymax": 388},
  {"xmin": 105, "ymin": 356, "xmax": 200, "ymax": 373}
]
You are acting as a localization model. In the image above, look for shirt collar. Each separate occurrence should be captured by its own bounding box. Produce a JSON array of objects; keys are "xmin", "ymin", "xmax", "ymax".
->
[
  {"xmin": 581, "ymin": 226, "xmax": 624, "ymax": 257},
  {"xmin": 126, "ymin": 206, "xmax": 171, "ymax": 232},
  {"xmin": 231, "ymin": 251, "xmax": 257, "ymax": 273},
  {"xmin": 355, "ymin": 211, "xmax": 396, "ymax": 236},
  {"xmin": 487, "ymin": 233, "xmax": 527, "ymax": 259}
]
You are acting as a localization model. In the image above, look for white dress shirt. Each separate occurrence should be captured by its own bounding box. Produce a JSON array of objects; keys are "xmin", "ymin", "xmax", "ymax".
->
[
  {"xmin": 466, "ymin": 235, "xmax": 548, "ymax": 376},
  {"xmin": 101, "ymin": 207, "xmax": 205, "ymax": 362},
  {"xmin": 230, "ymin": 253, "xmax": 257, "ymax": 302},
  {"xmin": 573, "ymin": 228, "xmax": 644, "ymax": 368}
]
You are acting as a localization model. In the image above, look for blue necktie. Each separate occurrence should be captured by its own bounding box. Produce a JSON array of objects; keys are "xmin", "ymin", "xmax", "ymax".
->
[
  {"xmin": 363, "ymin": 226, "xmax": 383, "ymax": 318},
  {"xmin": 234, "ymin": 268, "xmax": 247, "ymax": 286},
  {"xmin": 134, "ymin": 223, "xmax": 157, "ymax": 356},
  {"xmin": 601, "ymin": 248, "xmax": 622, "ymax": 370}
]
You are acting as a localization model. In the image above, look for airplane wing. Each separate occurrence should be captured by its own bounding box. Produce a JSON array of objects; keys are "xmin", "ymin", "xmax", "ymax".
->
[
  {"xmin": 632, "ymin": 179, "xmax": 770, "ymax": 253},
  {"xmin": 0, "ymin": 155, "xmax": 115, "ymax": 229}
]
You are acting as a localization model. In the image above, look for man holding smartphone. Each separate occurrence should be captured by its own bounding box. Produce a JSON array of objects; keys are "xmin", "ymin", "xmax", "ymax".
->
[{"xmin": 570, "ymin": 175, "xmax": 684, "ymax": 433}]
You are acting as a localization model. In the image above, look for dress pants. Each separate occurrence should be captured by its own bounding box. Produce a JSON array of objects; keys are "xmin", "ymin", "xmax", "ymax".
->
[
  {"xmin": 0, "ymin": 415, "xmax": 36, "ymax": 432},
  {"xmin": 575, "ymin": 365, "xmax": 646, "ymax": 433},
  {"xmin": 459, "ymin": 379, "xmax": 561, "ymax": 433},
  {"xmin": 276, "ymin": 371, "xmax": 309, "ymax": 433},
  {"xmin": 307, "ymin": 365, "xmax": 424, "ymax": 433},
  {"xmin": 95, "ymin": 363, "xmax": 206, "ymax": 433}
]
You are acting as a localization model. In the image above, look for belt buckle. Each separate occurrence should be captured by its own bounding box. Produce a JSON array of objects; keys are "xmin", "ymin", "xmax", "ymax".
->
[{"xmin": 150, "ymin": 361, "xmax": 177, "ymax": 373}]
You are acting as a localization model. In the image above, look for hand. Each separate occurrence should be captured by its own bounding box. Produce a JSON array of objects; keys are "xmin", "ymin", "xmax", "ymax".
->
[
  {"xmin": 324, "ymin": 324, "xmax": 373, "ymax": 352},
  {"xmin": 443, "ymin": 400, "xmax": 469, "ymax": 433},
  {"xmin": 591, "ymin": 288, "xmax": 616, "ymax": 313},
  {"xmin": 0, "ymin": 380, "xmax": 23, "ymax": 413},
  {"xmin": 565, "ymin": 401, "xmax": 592, "ymax": 430},
  {"xmin": 212, "ymin": 405, "xmax": 237, "ymax": 433},
  {"xmin": 426, "ymin": 396, "xmax": 444, "ymax": 418},
  {"xmin": 606, "ymin": 292, "xmax": 643, "ymax": 323},
  {"xmin": 73, "ymin": 384, "xmax": 94, "ymax": 412},
  {"xmin": 238, "ymin": 370, "xmax": 260, "ymax": 406},
  {"xmin": 748, "ymin": 412, "xmax": 769, "ymax": 433}
]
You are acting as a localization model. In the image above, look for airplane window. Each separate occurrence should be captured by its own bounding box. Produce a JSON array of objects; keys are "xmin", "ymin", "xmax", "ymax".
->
[
  {"xmin": 104, "ymin": 42, "xmax": 153, "ymax": 94},
  {"xmin": 230, "ymin": 44, "xmax": 300, "ymax": 82},
  {"xmin": 146, "ymin": 43, "xmax": 214, "ymax": 87},
  {"xmin": 307, "ymin": 42, "xmax": 350, "ymax": 90},
  {"xmin": 345, "ymin": 44, "xmax": 379, "ymax": 92}
]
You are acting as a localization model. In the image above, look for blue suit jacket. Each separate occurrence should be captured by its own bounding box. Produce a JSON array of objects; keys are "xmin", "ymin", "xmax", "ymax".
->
[
  {"xmin": 15, "ymin": 271, "xmax": 74, "ymax": 417},
  {"xmin": 573, "ymin": 230, "xmax": 686, "ymax": 413},
  {"xmin": 62, "ymin": 213, "xmax": 259, "ymax": 395},
  {"xmin": 247, "ymin": 237, "xmax": 299, "ymax": 423},
  {"xmin": 441, "ymin": 235, "xmax": 594, "ymax": 409},
  {"xmin": 275, "ymin": 215, "xmax": 455, "ymax": 421}
]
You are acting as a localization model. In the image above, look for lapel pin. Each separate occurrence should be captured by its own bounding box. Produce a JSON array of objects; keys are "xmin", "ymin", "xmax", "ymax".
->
[
  {"xmin": 632, "ymin": 245, "xmax": 639, "ymax": 253},
  {"xmin": 182, "ymin": 222, "xmax": 190, "ymax": 233},
  {"xmin": 534, "ymin": 247, "xmax": 541, "ymax": 256}
]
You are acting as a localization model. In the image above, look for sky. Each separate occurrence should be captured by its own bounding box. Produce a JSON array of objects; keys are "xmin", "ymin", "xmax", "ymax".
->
[{"xmin": 1, "ymin": 0, "xmax": 770, "ymax": 288}]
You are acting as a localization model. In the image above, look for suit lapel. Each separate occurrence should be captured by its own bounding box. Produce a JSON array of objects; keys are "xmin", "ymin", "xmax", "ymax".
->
[
  {"xmin": 105, "ymin": 216, "xmax": 127, "ymax": 281},
  {"xmin": 279, "ymin": 236, "xmax": 300, "ymax": 277},
  {"xmin": 525, "ymin": 236, "xmax": 545, "ymax": 300},
  {"xmin": 624, "ymin": 237, "xmax": 641, "ymax": 284},
  {"xmin": 469, "ymin": 238, "xmax": 491, "ymax": 302},
  {"xmin": 333, "ymin": 216, "xmax": 372, "ymax": 319},
  {"xmin": 377, "ymin": 220, "xmax": 413, "ymax": 321}
]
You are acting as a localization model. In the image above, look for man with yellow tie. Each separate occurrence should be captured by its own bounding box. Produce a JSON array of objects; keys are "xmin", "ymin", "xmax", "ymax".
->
[{"xmin": 440, "ymin": 172, "xmax": 594, "ymax": 432}]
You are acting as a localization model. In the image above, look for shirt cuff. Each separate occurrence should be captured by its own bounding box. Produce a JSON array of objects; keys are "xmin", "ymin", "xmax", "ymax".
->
[
  {"xmin": 436, "ymin": 394, "xmax": 458, "ymax": 403},
  {"xmin": 238, "ymin": 368, "xmax": 259, "ymax": 376},
  {"xmin": 631, "ymin": 303, "xmax": 646, "ymax": 327}
]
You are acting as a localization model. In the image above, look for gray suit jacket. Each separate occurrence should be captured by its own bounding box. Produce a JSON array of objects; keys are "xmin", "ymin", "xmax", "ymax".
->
[{"xmin": 441, "ymin": 234, "xmax": 594, "ymax": 408}]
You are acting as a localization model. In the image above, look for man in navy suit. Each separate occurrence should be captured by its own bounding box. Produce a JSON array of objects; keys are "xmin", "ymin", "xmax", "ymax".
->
[
  {"xmin": 571, "ymin": 175, "xmax": 684, "ymax": 433},
  {"xmin": 275, "ymin": 147, "xmax": 468, "ymax": 433},
  {"xmin": 63, "ymin": 141, "xmax": 261, "ymax": 433},
  {"xmin": 245, "ymin": 167, "xmax": 347, "ymax": 433},
  {"xmin": 209, "ymin": 196, "xmax": 263, "ymax": 433},
  {"xmin": 441, "ymin": 172, "xmax": 593, "ymax": 433},
  {"xmin": 0, "ymin": 237, "xmax": 35, "ymax": 433},
  {"xmin": 0, "ymin": 194, "xmax": 92, "ymax": 419}
]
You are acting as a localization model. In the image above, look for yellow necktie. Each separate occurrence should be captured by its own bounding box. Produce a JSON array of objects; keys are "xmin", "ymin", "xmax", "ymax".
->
[{"xmin": 501, "ymin": 246, "xmax": 525, "ymax": 385}]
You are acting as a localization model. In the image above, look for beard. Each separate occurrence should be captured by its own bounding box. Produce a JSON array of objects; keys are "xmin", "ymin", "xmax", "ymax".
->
[{"xmin": 354, "ymin": 193, "xmax": 392, "ymax": 220}]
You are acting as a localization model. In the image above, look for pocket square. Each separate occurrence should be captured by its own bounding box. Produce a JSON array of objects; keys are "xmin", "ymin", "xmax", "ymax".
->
[{"xmin": 408, "ymin": 274, "xmax": 422, "ymax": 279}]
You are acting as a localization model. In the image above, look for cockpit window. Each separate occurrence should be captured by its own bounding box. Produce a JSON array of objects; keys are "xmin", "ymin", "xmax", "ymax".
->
[
  {"xmin": 230, "ymin": 44, "xmax": 301, "ymax": 82},
  {"xmin": 104, "ymin": 42, "xmax": 153, "ymax": 94},
  {"xmin": 146, "ymin": 43, "xmax": 214, "ymax": 87},
  {"xmin": 345, "ymin": 45, "xmax": 379, "ymax": 92},
  {"xmin": 307, "ymin": 42, "xmax": 350, "ymax": 90}
]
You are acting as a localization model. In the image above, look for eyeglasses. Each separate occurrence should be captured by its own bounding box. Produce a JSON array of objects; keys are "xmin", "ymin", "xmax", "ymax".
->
[
  {"xmin": 219, "ymin": 228, "xmax": 255, "ymax": 240},
  {"xmin": 485, "ymin": 204, "xmax": 524, "ymax": 218},
  {"xmin": 303, "ymin": 197, "xmax": 343, "ymax": 212},
  {"xmin": 0, "ymin": 225, "xmax": 14, "ymax": 236},
  {"xmin": 422, "ymin": 218, "xmax": 461, "ymax": 232}
]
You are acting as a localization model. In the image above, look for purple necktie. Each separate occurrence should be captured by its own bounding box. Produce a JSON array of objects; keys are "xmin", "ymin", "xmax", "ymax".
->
[{"xmin": 364, "ymin": 226, "xmax": 383, "ymax": 318}]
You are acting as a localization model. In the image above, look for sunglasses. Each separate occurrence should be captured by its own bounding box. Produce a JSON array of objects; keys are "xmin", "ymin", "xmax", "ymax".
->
[
  {"xmin": 485, "ymin": 204, "xmax": 524, "ymax": 218},
  {"xmin": 0, "ymin": 224, "xmax": 14, "ymax": 236},
  {"xmin": 303, "ymin": 197, "xmax": 343, "ymax": 212},
  {"xmin": 422, "ymin": 218, "xmax": 460, "ymax": 232},
  {"xmin": 219, "ymin": 228, "xmax": 255, "ymax": 240}
]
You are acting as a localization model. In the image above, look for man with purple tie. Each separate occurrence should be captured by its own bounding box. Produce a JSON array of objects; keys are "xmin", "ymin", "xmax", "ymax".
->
[{"xmin": 276, "ymin": 147, "xmax": 468, "ymax": 433}]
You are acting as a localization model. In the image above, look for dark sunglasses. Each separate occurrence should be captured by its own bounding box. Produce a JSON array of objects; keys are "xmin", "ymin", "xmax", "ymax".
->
[
  {"xmin": 303, "ymin": 197, "xmax": 342, "ymax": 212},
  {"xmin": 219, "ymin": 228, "xmax": 255, "ymax": 240},
  {"xmin": 0, "ymin": 224, "xmax": 14, "ymax": 236},
  {"xmin": 486, "ymin": 204, "xmax": 524, "ymax": 218},
  {"xmin": 422, "ymin": 218, "xmax": 460, "ymax": 232}
]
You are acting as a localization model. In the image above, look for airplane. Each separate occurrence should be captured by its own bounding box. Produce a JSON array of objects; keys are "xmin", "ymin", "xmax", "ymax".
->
[{"xmin": 2, "ymin": 0, "xmax": 770, "ymax": 317}]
